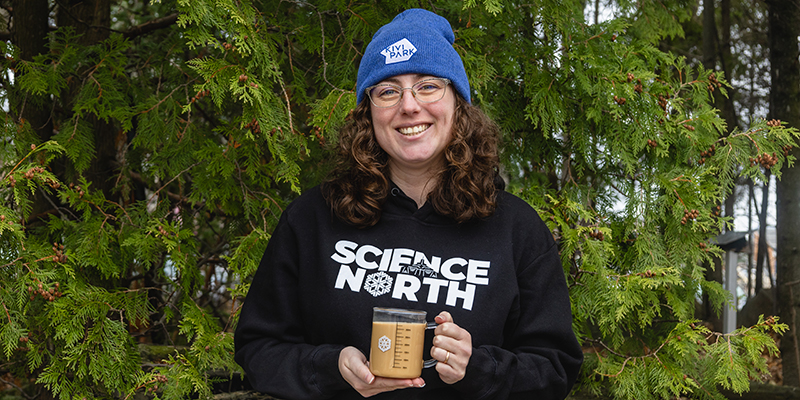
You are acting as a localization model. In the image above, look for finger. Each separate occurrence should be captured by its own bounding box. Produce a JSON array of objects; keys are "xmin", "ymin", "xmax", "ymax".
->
[
  {"xmin": 432, "ymin": 346, "xmax": 466, "ymax": 385},
  {"xmin": 435, "ymin": 356, "xmax": 463, "ymax": 384},
  {"xmin": 434, "ymin": 332, "xmax": 472, "ymax": 352},
  {"xmin": 434, "ymin": 320, "xmax": 471, "ymax": 342},
  {"xmin": 431, "ymin": 345, "xmax": 453, "ymax": 364},
  {"xmin": 348, "ymin": 361, "xmax": 376, "ymax": 385},
  {"xmin": 434, "ymin": 311, "xmax": 453, "ymax": 324},
  {"xmin": 368, "ymin": 376, "xmax": 426, "ymax": 394},
  {"xmin": 339, "ymin": 347, "xmax": 376, "ymax": 388}
]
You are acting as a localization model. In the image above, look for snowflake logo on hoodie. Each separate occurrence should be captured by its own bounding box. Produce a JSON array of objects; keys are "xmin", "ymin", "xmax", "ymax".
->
[{"xmin": 364, "ymin": 271, "xmax": 393, "ymax": 297}]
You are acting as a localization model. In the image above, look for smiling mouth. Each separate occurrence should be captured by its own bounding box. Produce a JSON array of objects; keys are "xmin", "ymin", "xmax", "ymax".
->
[{"xmin": 398, "ymin": 124, "xmax": 430, "ymax": 136}]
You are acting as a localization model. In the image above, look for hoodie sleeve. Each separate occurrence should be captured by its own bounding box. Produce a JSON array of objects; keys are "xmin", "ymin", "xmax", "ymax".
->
[
  {"xmin": 452, "ymin": 238, "xmax": 583, "ymax": 399},
  {"xmin": 234, "ymin": 210, "xmax": 351, "ymax": 399}
]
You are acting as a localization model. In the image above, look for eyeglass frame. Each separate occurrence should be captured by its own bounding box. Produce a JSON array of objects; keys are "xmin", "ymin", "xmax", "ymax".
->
[{"xmin": 364, "ymin": 77, "xmax": 452, "ymax": 108}]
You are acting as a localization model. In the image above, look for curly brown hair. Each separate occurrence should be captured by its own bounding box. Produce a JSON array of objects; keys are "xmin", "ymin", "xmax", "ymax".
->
[{"xmin": 322, "ymin": 94, "xmax": 502, "ymax": 228}]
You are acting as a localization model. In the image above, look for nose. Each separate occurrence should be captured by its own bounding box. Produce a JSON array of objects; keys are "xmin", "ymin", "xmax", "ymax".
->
[{"xmin": 398, "ymin": 88, "xmax": 421, "ymax": 113}]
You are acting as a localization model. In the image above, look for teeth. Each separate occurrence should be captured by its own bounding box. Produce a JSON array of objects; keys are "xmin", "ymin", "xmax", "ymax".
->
[{"xmin": 398, "ymin": 124, "xmax": 430, "ymax": 136}]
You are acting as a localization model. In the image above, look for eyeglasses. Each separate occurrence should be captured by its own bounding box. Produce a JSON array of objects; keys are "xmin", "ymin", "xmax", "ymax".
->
[{"xmin": 365, "ymin": 78, "xmax": 451, "ymax": 108}]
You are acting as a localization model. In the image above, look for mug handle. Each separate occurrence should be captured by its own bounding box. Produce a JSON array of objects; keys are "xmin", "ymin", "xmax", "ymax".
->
[{"xmin": 423, "ymin": 321, "xmax": 439, "ymax": 368}]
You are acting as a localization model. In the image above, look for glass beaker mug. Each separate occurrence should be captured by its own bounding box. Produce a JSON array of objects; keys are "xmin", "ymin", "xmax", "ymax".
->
[{"xmin": 369, "ymin": 307, "xmax": 438, "ymax": 379}]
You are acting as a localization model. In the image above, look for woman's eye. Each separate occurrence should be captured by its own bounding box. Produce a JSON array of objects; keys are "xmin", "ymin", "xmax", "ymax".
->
[
  {"xmin": 377, "ymin": 88, "xmax": 399, "ymax": 97},
  {"xmin": 416, "ymin": 82, "xmax": 442, "ymax": 92}
]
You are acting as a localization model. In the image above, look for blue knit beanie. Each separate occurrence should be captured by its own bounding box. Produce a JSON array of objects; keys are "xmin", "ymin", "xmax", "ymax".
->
[{"xmin": 356, "ymin": 9, "xmax": 471, "ymax": 105}]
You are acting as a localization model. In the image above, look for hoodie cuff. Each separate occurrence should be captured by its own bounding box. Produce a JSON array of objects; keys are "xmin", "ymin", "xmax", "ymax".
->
[
  {"xmin": 310, "ymin": 345, "xmax": 351, "ymax": 396},
  {"xmin": 451, "ymin": 347, "xmax": 499, "ymax": 399}
]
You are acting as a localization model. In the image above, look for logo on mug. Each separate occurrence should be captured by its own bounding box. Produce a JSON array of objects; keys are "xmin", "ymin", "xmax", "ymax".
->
[{"xmin": 378, "ymin": 335, "xmax": 392, "ymax": 352}]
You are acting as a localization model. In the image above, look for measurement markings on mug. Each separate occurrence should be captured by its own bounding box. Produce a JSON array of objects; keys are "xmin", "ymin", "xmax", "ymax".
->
[{"xmin": 393, "ymin": 324, "xmax": 413, "ymax": 369}]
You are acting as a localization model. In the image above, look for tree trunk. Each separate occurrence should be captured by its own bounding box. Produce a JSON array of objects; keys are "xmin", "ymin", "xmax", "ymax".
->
[
  {"xmin": 769, "ymin": 0, "xmax": 800, "ymax": 388},
  {"xmin": 12, "ymin": 0, "xmax": 57, "ymax": 229},
  {"xmin": 718, "ymin": 0, "xmax": 738, "ymax": 132},
  {"xmin": 756, "ymin": 172, "xmax": 771, "ymax": 294},
  {"xmin": 55, "ymin": 0, "xmax": 119, "ymax": 202},
  {"xmin": 12, "ymin": 0, "xmax": 51, "ymax": 115},
  {"xmin": 699, "ymin": 0, "xmax": 727, "ymax": 333},
  {"xmin": 748, "ymin": 179, "xmax": 754, "ymax": 299},
  {"xmin": 701, "ymin": 0, "xmax": 717, "ymax": 71}
]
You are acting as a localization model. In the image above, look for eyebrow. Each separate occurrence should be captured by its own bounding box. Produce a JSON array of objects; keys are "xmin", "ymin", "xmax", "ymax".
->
[{"xmin": 379, "ymin": 74, "xmax": 432, "ymax": 85}]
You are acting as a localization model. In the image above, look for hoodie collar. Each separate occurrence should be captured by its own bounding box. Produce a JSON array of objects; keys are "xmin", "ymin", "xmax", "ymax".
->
[{"xmin": 382, "ymin": 182, "xmax": 455, "ymax": 225}]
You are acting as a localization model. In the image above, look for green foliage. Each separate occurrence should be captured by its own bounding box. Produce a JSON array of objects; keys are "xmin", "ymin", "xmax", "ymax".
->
[
  {"xmin": 479, "ymin": 0, "xmax": 798, "ymax": 398},
  {"xmin": 1, "ymin": 0, "xmax": 798, "ymax": 399}
]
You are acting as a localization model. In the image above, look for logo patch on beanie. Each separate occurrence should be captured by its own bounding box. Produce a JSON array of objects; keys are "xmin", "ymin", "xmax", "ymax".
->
[{"xmin": 381, "ymin": 38, "xmax": 416, "ymax": 64}]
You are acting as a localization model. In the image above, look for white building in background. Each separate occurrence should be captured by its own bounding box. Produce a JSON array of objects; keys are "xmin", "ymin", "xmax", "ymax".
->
[{"xmin": 716, "ymin": 227, "xmax": 777, "ymax": 333}]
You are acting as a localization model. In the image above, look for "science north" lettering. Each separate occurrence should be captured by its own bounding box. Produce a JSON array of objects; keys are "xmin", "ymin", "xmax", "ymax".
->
[{"xmin": 330, "ymin": 240, "xmax": 490, "ymax": 310}]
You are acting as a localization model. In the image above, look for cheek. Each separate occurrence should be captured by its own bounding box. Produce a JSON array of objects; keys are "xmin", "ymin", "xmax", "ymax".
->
[
  {"xmin": 369, "ymin": 110, "xmax": 392, "ymax": 135},
  {"xmin": 440, "ymin": 110, "xmax": 456, "ymax": 139}
]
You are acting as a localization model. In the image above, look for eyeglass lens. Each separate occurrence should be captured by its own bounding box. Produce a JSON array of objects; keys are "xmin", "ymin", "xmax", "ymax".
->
[{"xmin": 368, "ymin": 79, "xmax": 449, "ymax": 107}]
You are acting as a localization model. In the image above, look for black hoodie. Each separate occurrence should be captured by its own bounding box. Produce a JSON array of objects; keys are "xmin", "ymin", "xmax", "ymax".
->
[{"xmin": 234, "ymin": 184, "xmax": 583, "ymax": 400}]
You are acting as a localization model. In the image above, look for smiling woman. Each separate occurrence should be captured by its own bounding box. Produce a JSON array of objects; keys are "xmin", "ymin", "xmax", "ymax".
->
[
  {"xmin": 234, "ymin": 8, "xmax": 583, "ymax": 400},
  {"xmin": 369, "ymin": 73, "xmax": 456, "ymax": 199}
]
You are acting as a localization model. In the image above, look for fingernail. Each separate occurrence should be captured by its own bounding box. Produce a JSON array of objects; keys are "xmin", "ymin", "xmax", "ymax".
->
[
  {"xmin": 418, "ymin": 382, "xmax": 426, "ymax": 388},
  {"xmin": 368, "ymin": 375, "xmax": 375, "ymax": 385}
]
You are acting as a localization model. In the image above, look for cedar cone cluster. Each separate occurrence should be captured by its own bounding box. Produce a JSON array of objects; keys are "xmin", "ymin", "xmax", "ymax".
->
[
  {"xmin": 239, "ymin": 74, "xmax": 258, "ymax": 88},
  {"xmin": 766, "ymin": 119, "xmax": 781, "ymax": 127},
  {"xmin": 244, "ymin": 118, "xmax": 261, "ymax": 134},
  {"xmin": 750, "ymin": 152, "xmax": 778, "ymax": 169},
  {"xmin": 612, "ymin": 72, "xmax": 645, "ymax": 106},
  {"xmin": 69, "ymin": 183, "xmax": 85, "ymax": 197},
  {"xmin": 588, "ymin": 229, "xmax": 604, "ymax": 241},
  {"xmin": 636, "ymin": 270, "xmax": 660, "ymax": 278},
  {"xmin": 157, "ymin": 225, "xmax": 176, "ymax": 238},
  {"xmin": 681, "ymin": 209, "xmax": 699, "ymax": 225},
  {"xmin": 658, "ymin": 95, "xmax": 668, "ymax": 110},
  {"xmin": 634, "ymin": 80, "xmax": 643, "ymax": 94},
  {"xmin": 28, "ymin": 281, "xmax": 63, "ymax": 302},
  {"xmin": 647, "ymin": 139, "xmax": 658, "ymax": 148},
  {"xmin": 21, "ymin": 166, "xmax": 60, "ymax": 189},
  {"xmin": 44, "ymin": 176, "xmax": 60, "ymax": 189},
  {"xmin": 22, "ymin": 166, "xmax": 44, "ymax": 179},
  {"xmin": 707, "ymin": 73, "xmax": 721, "ymax": 92},
  {"xmin": 149, "ymin": 374, "xmax": 169, "ymax": 393},
  {"xmin": 698, "ymin": 144, "xmax": 716, "ymax": 165},
  {"xmin": 190, "ymin": 89, "xmax": 210, "ymax": 104},
  {"xmin": 52, "ymin": 243, "xmax": 67, "ymax": 263}
]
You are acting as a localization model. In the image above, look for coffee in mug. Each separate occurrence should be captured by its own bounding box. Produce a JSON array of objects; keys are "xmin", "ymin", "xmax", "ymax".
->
[{"xmin": 369, "ymin": 307, "xmax": 437, "ymax": 379}]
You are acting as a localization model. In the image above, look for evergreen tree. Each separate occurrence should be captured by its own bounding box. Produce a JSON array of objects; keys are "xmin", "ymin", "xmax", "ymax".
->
[
  {"xmin": 770, "ymin": 0, "xmax": 800, "ymax": 387},
  {"xmin": 1, "ymin": 0, "xmax": 797, "ymax": 399}
]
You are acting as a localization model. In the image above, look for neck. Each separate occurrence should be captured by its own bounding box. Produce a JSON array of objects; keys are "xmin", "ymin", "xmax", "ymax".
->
[{"xmin": 388, "ymin": 163, "xmax": 440, "ymax": 208}]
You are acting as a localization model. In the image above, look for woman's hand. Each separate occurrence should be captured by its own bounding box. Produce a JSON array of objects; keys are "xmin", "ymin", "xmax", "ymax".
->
[
  {"xmin": 338, "ymin": 346, "xmax": 426, "ymax": 397},
  {"xmin": 431, "ymin": 311, "xmax": 473, "ymax": 384}
]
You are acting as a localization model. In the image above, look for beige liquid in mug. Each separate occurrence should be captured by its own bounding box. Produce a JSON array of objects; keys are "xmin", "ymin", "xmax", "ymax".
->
[{"xmin": 369, "ymin": 321, "xmax": 426, "ymax": 378}]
